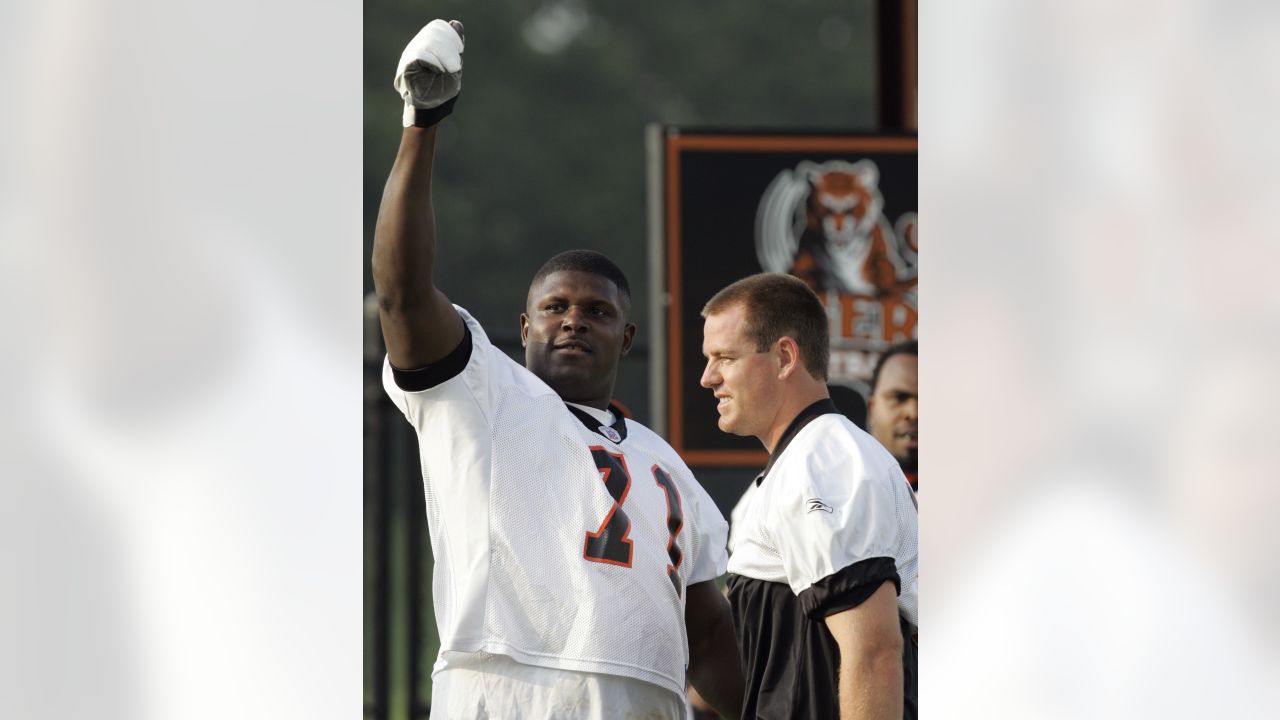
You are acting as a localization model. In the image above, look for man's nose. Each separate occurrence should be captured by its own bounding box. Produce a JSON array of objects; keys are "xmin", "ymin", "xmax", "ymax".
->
[
  {"xmin": 562, "ymin": 306, "xmax": 588, "ymax": 331},
  {"xmin": 699, "ymin": 362, "xmax": 717, "ymax": 389}
]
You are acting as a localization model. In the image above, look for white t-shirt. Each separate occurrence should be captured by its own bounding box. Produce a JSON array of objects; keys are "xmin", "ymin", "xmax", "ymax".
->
[{"xmin": 382, "ymin": 306, "xmax": 729, "ymax": 704}]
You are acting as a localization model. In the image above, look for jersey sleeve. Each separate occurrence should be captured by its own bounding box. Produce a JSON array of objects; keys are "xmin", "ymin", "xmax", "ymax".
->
[
  {"xmin": 676, "ymin": 463, "xmax": 729, "ymax": 585},
  {"xmin": 381, "ymin": 306, "xmax": 495, "ymax": 430},
  {"xmin": 686, "ymin": 493, "xmax": 729, "ymax": 585},
  {"xmin": 773, "ymin": 446, "xmax": 903, "ymax": 619}
]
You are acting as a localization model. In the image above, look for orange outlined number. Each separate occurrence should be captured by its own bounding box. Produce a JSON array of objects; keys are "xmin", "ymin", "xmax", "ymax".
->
[
  {"xmin": 584, "ymin": 450, "xmax": 686, "ymax": 596},
  {"xmin": 653, "ymin": 465, "xmax": 685, "ymax": 597},
  {"xmin": 584, "ymin": 448, "xmax": 634, "ymax": 567}
]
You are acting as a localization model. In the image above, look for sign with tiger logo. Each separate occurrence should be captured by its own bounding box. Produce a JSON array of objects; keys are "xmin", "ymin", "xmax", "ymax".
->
[
  {"xmin": 651, "ymin": 129, "xmax": 916, "ymax": 466},
  {"xmin": 757, "ymin": 158, "xmax": 918, "ymax": 394}
]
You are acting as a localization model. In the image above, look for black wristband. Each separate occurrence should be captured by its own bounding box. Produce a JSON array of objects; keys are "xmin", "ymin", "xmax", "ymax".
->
[{"xmin": 413, "ymin": 94, "xmax": 459, "ymax": 128}]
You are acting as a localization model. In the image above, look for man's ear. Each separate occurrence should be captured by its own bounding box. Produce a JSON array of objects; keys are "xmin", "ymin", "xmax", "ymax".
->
[
  {"xmin": 519, "ymin": 313, "xmax": 530, "ymax": 347},
  {"xmin": 620, "ymin": 323, "xmax": 637, "ymax": 357},
  {"xmin": 776, "ymin": 336, "xmax": 802, "ymax": 380}
]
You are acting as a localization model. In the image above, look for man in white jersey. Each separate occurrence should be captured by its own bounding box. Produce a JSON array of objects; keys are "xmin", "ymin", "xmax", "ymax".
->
[
  {"xmin": 372, "ymin": 19, "xmax": 744, "ymax": 720},
  {"xmin": 699, "ymin": 273, "xmax": 918, "ymax": 720}
]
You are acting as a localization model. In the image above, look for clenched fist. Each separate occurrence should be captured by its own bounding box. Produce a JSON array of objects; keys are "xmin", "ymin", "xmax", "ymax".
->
[{"xmin": 394, "ymin": 19, "xmax": 464, "ymax": 128}]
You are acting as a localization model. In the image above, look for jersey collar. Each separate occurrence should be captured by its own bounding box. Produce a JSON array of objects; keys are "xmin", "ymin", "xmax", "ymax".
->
[
  {"xmin": 756, "ymin": 398, "xmax": 839, "ymax": 485},
  {"xmin": 565, "ymin": 402, "xmax": 630, "ymax": 444}
]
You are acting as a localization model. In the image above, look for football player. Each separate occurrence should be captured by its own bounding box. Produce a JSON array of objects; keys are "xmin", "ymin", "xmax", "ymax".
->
[{"xmin": 372, "ymin": 19, "xmax": 744, "ymax": 719}]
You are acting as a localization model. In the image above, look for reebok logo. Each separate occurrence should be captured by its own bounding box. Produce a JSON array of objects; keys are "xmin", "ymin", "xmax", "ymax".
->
[{"xmin": 806, "ymin": 498, "xmax": 833, "ymax": 514}]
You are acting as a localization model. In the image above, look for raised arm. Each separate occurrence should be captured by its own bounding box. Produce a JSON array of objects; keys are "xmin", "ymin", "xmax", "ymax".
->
[
  {"xmin": 372, "ymin": 20, "xmax": 466, "ymax": 369},
  {"xmin": 373, "ymin": 125, "xmax": 463, "ymax": 368}
]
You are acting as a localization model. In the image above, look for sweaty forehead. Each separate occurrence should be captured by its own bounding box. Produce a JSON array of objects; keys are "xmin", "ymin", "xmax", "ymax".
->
[{"xmin": 528, "ymin": 270, "xmax": 626, "ymax": 307}]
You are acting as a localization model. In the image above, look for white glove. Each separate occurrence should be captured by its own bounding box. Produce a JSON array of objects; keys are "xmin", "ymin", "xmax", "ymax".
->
[{"xmin": 394, "ymin": 19, "xmax": 464, "ymax": 128}]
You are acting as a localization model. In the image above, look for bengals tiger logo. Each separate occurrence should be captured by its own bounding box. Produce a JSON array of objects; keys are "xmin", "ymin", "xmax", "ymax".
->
[
  {"xmin": 757, "ymin": 159, "xmax": 917, "ymax": 298},
  {"xmin": 756, "ymin": 159, "xmax": 918, "ymax": 394}
]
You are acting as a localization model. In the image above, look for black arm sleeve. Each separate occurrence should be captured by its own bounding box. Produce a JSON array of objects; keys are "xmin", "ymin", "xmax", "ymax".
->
[
  {"xmin": 389, "ymin": 322, "xmax": 472, "ymax": 391},
  {"xmin": 798, "ymin": 556, "xmax": 900, "ymax": 620}
]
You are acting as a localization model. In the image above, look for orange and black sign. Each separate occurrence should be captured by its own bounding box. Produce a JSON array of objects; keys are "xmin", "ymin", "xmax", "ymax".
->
[{"xmin": 658, "ymin": 130, "xmax": 917, "ymax": 467}]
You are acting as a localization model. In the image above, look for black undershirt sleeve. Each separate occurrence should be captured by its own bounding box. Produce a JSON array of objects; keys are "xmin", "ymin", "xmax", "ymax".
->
[
  {"xmin": 798, "ymin": 556, "xmax": 900, "ymax": 619},
  {"xmin": 389, "ymin": 323, "xmax": 473, "ymax": 391}
]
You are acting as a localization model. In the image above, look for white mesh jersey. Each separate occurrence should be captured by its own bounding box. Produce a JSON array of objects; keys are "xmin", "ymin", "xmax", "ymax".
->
[
  {"xmin": 726, "ymin": 403, "xmax": 918, "ymax": 718},
  {"xmin": 728, "ymin": 410, "xmax": 918, "ymax": 627},
  {"xmin": 382, "ymin": 306, "xmax": 729, "ymax": 698}
]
